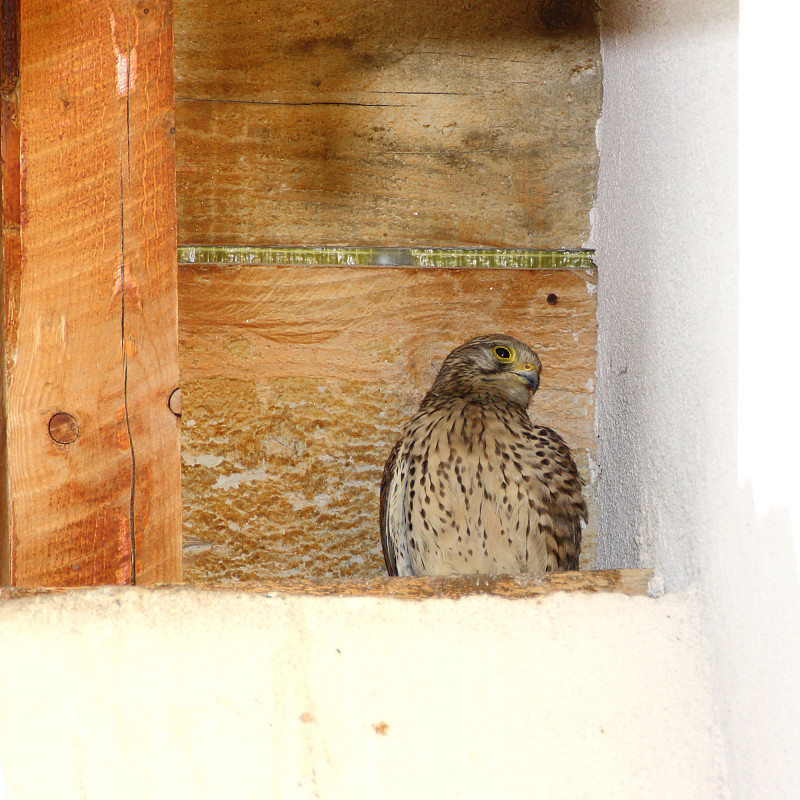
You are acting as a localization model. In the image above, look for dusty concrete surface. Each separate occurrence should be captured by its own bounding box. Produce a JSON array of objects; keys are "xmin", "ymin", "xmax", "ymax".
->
[{"xmin": 0, "ymin": 588, "xmax": 723, "ymax": 800}]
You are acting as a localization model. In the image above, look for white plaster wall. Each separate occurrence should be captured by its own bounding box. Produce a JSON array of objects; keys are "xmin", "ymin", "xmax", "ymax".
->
[
  {"xmin": 0, "ymin": 588, "xmax": 723, "ymax": 800},
  {"xmin": 592, "ymin": 0, "xmax": 740, "ymax": 587},
  {"xmin": 592, "ymin": 0, "xmax": 800, "ymax": 797}
]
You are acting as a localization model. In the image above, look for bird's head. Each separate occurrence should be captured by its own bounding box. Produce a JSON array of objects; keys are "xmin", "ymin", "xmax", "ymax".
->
[{"xmin": 427, "ymin": 334, "xmax": 542, "ymax": 407}]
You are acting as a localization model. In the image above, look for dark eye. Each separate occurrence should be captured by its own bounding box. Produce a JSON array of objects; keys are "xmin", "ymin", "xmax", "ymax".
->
[{"xmin": 492, "ymin": 345, "xmax": 515, "ymax": 363}]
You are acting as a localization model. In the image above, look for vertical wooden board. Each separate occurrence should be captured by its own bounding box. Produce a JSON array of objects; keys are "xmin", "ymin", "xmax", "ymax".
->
[
  {"xmin": 0, "ymin": 0, "xmax": 181, "ymax": 586},
  {"xmin": 121, "ymin": 0, "xmax": 183, "ymax": 583},
  {"xmin": 174, "ymin": 0, "xmax": 601, "ymax": 247},
  {"xmin": 0, "ymin": 0, "xmax": 20, "ymax": 581},
  {"xmin": 178, "ymin": 265, "xmax": 597, "ymax": 580},
  {"xmin": 7, "ymin": 0, "xmax": 132, "ymax": 585}
]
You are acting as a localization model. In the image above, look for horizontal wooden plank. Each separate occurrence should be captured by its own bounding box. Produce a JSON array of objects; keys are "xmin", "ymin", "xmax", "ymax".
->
[
  {"xmin": 174, "ymin": 0, "xmax": 600, "ymax": 247},
  {"xmin": 0, "ymin": 568, "xmax": 653, "ymax": 600},
  {"xmin": 178, "ymin": 264, "xmax": 597, "ymax": 581}
]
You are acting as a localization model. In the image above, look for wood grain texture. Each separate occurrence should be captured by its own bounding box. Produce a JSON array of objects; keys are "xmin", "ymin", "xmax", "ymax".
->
[
  {"xmin": 121, "ymin": 0, "xmax": 183, "ymax": 583},
  {"xmin": 0, "ymin": 0, "xmax": 181, "ymax": 586},
  {"xmin": 0, "ymin": 568, "xmax": 653, "ymax": 600},
  {"xmin": 174, "ymin": 0, "xmax": 601, "ymax": 247},
  {"xmin": 179, "ymin": 264, "xmax": 597, "ymax": 581}
]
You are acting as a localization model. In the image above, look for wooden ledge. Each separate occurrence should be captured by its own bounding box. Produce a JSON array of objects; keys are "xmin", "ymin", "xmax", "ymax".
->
[{"xmin": 0, "ymin": 569, "xmax": 653, "ymax": 600}]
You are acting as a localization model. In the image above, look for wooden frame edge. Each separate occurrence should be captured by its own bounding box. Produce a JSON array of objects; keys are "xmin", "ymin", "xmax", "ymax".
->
[{"xmin": 0, "ymin": 568, "xmax": 653, "ymax": 600}]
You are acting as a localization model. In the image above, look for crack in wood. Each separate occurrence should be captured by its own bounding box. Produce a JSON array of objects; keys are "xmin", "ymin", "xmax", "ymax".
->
[
  {"xmin": 119, "ymin": 155, "xmax": 136, "ymax": 585},
  {"xmin": 176, "ymin": 96, "xmax": 410, "ymax": 108},
  {"xmin": 369, "ymin": 90, "xmax": 479, "ymax": 96},
  {"xmin": 383, "ymin": 148, "xmax": 523, "ymax": 156},
  {"xmin": 120, "ymin": 7, "xmax": 135, "ymax": 586}
]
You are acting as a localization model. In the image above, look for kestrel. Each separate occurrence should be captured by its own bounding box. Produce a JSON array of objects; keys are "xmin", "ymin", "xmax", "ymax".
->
[{"xmin": 380, "ymin": 334, "xmax": 586, "ymax": 576}]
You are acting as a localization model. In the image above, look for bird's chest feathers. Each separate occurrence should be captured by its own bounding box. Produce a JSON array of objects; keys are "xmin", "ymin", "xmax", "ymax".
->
[
  {"xmin": 399, "ymin": 401, "xmax": 541, "ymax": 573},
  {"xmin": 402, "ymin": 402, "xmax": 532, "ymax": 506}
]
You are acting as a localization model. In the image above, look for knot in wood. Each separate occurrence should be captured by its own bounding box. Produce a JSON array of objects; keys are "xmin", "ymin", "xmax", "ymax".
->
[
  {"xmin": 48, "ymin": 412, "xmax": 80, "ymax": 444},
  {"xmin": 168, "ymin": 387, "xmax": 182, "ymax": 417}
]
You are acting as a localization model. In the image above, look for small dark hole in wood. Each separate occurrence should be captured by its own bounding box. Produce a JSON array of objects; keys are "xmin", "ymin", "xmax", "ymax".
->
[{"xmin": 546, "ymin": 293, "xmax": 558, "ymax": 305}]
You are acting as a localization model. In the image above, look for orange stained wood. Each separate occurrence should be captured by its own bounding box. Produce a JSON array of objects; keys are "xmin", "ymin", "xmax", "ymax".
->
[
  {"xmin": 179, "ymin": 264, "xmax": 597, "ymax": 581},
  {"xmin": 0, "ymin": 0, "xmax": 181, "ymax": 586}
]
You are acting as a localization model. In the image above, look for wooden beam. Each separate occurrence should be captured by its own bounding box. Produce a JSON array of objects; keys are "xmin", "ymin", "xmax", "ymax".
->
[
  {"xmin": 0, "ymin": 568, "xmax": 654, "ymax": 600},
  {"xmin": 0, "ymin": 0, "xmax": 181, "ymax": 586}
]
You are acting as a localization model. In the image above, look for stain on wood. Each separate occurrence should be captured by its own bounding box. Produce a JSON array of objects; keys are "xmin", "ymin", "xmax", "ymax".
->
[
  {"xmin": 0, "ymin": 0, "xmax": 20, "ymax": 96},
  {"xmin": 0, "ymin": 0, "xmax": 21, "ymax": 580},
  {"xmin": 179, "ymin": 264, "xmax": 597, "ymax": 581},
  {"xmin": 0, "ymin": 0, "xmax": 181, "ymax": 586},
  {"xmin": 174, "ymin": 0, "xmax": 601, "ymax": 247},
  {"xmin": 0, "ymin": 568, "xmax": 654, "ymax": 600}
]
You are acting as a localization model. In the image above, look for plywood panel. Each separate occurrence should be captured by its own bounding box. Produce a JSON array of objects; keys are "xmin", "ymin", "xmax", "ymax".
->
[
  {"xmin": 174, "ymin": 0, "xmax": 600, "ymax": 247},
  {"xmin": 179, "ymin": 264, "xmax": 597, "ymax": 580},
  {"xmin": 0, "ymin": 0, "xmax": 181, "ymax": 586}
]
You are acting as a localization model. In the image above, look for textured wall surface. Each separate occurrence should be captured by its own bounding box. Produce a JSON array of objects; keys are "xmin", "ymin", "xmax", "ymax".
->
[
  {"xmin": 593, "ymin": 1, "xmax": 739, "ymax": 585},
  {"xmin": 592, "ymin": 0, "xmax": 800, "ymax": 797},
  {"xmin": 0, "ymin": 588, "xmax": 723, "ymax": 800}
]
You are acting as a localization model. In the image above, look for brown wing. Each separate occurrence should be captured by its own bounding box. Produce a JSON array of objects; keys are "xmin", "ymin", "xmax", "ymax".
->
[{"xmin": 530, "ymin": 425, "xmax": 586, "ymax": 571}]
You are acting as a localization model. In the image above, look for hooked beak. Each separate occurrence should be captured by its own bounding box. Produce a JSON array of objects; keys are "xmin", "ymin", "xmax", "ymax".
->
[{"xmin": 511, "ymin": 366, "xmax": 540, "ymax": 392}]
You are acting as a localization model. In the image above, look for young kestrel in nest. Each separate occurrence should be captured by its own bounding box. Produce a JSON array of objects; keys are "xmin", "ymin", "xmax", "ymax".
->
[{"xmin": 380, "ymin": 334, "xmax": 586, "ymax": 576}]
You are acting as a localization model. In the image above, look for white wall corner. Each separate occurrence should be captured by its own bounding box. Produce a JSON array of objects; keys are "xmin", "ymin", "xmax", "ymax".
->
[{"xmin": 593, "ymin": 0, "xmax": 800, "ymax": 796}]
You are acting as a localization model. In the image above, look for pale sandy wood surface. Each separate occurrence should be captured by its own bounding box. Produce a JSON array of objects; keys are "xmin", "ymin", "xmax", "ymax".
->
[
  {"xmin": 178, "ymin": 264, "xmax": 597, "ymax": 581},
  {"xmin": 0, "ymin": 568, "xmax": 652, "ymax": 600},
  {"xmin": 174, "ymin": 0, "xmax": 601, "ymax": 247},
  {"xmin": 0, "ymin": 0, "xmax": 181, "ymax": 586}
]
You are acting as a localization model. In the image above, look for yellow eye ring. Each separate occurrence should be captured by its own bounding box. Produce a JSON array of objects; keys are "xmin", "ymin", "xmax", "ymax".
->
[{"xmin": 492, "ymin": 345, "xmax": 516, "ymax": 363}]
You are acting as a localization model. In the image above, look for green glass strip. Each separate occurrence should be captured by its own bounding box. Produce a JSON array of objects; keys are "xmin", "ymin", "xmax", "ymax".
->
[{"xmin": 178, "ymin": 245, "xmax": 596, "ymax": 271}]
